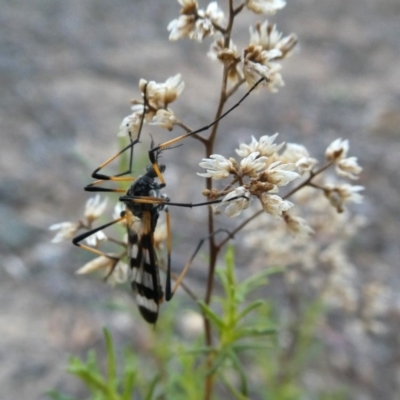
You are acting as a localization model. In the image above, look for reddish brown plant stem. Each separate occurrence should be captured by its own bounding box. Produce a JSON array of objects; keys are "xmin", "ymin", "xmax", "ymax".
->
[{"xmin": 203, "ymin": 2, "xmax": 236, "ymax": 399}]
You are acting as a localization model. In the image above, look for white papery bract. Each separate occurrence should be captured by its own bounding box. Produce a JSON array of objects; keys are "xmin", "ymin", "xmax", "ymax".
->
[
  {"xmin": 218, "ymin": 186, "xmax": 251, "ymax": 217},
  {"xmin": 197, "ymin": 154, "xmax": 234, "ymax": 179}
]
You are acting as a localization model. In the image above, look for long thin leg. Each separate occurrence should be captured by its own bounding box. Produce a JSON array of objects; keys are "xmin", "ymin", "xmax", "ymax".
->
[
  {"xmin": 164, "ymin": 208, "xmax": 173, "ymax": 301},
  {"xmin": 85, "ymin": 83, "xmax": 150, "ymax": 190},
  {"xmin": 88, "ymin": 139, "xmax": 140, "ymax": 182},
  {"xmin": 119, "ymin": 195, "xmax": 249, "ymax": 208},
  {"xmin": 72, "ymin": 215, "xmax": 126, "ymax": 259}
]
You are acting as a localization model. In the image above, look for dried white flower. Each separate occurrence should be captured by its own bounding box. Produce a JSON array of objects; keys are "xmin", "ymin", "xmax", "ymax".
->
[
  {"xmin": 168, "ymin": 0, "xmax": 224, "ymax": 42},
  {"xmin": 296, "ymin": 157, "xmax": 317, "ymax": 174},
  {"xmin": 246, "ymin": 0, "xmax": 286, "ymax": 15},
  {"xmin": 240, "ymin": 151, "xmax": 268, "ymax": 176},
  {"xmin": 284, "ymin": 214, "xmax": 314, "ymax": 238},
  {"xmin": 208, "ymin": 36, "xmax": 242, "ymax": 82},
  {"xmin": 217, "ymin": 186, "xmax": 250, "ymax": 217},
  {"xmin": 325, "ymin": 184, "xmax": 364, "ymax": 213},
  {"xmin": 261, "ymin": 61, "xmax": 284, "ymax": 92},
  {"xmin": 249, "ymin": 20, "xmax": 297, "ymax": 58},
  {"xmin": 84, "ymin": 195, "xmax": 108, "ymax": 222},
  {"xmin": 197, "ymin": 154, "xmax": 235, "ymax": 179},
  {"xmin": 280, "ymin": 143, "xmax": 308, "ymax": 162},
  {"xmin": 149, "ymin": 109, "xmax": 177, "ymax": 131},
  {"xmin": 257, "ymin": 133, "xmax": 285, "ymax": 156},
  {"xmin": 76, "ymin": 256, "xmax": 130, "ymax": 286},
  {"xmin": 236, "ymin": 133, "xmax": 284, "ymax": 158},
  {"xmin": 49, "ymin": 222, "xmax": 80, "ymax": 243},
  {"xmin": 336, "ymin": 184, "xmax": 364, "ymax": 204},
  {"xmin": 141, "ymin": 74, "xmax": 185, "ymax": 109},
  {"xmin": 168, "ymin": 0, "xmax": 198, "ymax": 40},
  {"xmin": 336, "ymin": 157, "xmax": 362, "ymax": 180},
  {"xmin": 168, "ymin": 14, "xmax": 196, "ymax": 41},
  {"xmin": 325, "ymin": 138, "xmax": 349, "ymax": 161},
  {"xmin": 236, "ymin": 136, "xmax": 259, "ymax": 157},
  {"xmin": 280, "ymin": 143, "xmax": 317, "ymax": 174},
  {"xmin": 107, "ymin": 261, "xmax": 130, "ymax": 285},
  {"xmin": 76, "ymin": 255, "xmax": 114, "ymax": 275},
  {"xmin": 242, "ymin": 45, "xmax": 284, "ymax": 91},
  {"xmin": 204, "ymin": 1, "xmax": 224, "ymax": 25},
  {"xmin": 261, "ymin": 194, "xmax": 293, "ymax": 217},
  {"xmin": 118, "ymin": 110, "xmax": 143, "ymax": 138},
  {"xmin": 263, "ymin": 161, "xmax": 300, "ymax": 186},
  {"xmin": 190, "ymin": 18, "xmax": 214, "ymax": 41},
  {"xmin": 161, "ymin": 74, "xmax": 185, "ymax": 105}
]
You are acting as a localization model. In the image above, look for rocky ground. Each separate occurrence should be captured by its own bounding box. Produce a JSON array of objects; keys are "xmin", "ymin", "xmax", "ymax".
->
[{"xmin": 1, "ymin": 0, "xmax": 400, "ymax": 399}]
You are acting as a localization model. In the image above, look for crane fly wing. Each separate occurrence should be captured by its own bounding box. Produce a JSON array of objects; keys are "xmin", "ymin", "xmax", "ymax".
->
[{"xmin": 129, "ymin": 210, "xmax": 164, "ymax": 324}]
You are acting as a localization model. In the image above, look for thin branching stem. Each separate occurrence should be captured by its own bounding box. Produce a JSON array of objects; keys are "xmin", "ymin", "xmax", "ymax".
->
[{"xmin": 202, "ymin": 3, "xmax": 239, "ymax": 398}]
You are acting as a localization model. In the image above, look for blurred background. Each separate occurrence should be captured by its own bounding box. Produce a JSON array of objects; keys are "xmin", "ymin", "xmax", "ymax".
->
[{"xmin": 1, "ymin": 0, "xmax": 400, "ymax": 399}]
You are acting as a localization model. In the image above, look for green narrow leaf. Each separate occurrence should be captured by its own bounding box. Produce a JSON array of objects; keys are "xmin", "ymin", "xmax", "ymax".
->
[
  {"xmin": 227, "ymin": 349, "xmax": 248, "ymax": 396},
  {"xmin": 197, "ymin": 300, "xmax": 225, "ymax": 331},
  {"xmin": 67, "ymin": 367, "xmax": 110, "ymax": 394},
  {"xmin": 231, "ymin": 343, "xmax": 271, "ymax": 352},
  {"xmin": 206, "ymin": 350, "xmax": 228, "ymax": 376},
  {"xmin": 215, "ymin": 267, "xmax": 230, "ymax": 298},
  {"xmin": 144, "ymin": 373, "xmax": 161, "ymax": 400},
  {"xmin": 236, "ymin": 300, "xmax": 265, "ymax": 322},
  {"xmin": 234, "ymin": 326, "xmax": 276, "ymax": 339},
  {"xmin": 219, "ymin": 371, "xmax": 249, "ymax": 400},
  {"xmin": 104, "ymin": 328, "xmax": 116, "ymax": 390},
  {"xmin": 121, "ymin": 351, "xmax": 137, "ymax": 400},
  {"xmin": 224, "ymin": 245, "xmax": 236, "ymax": 286},
  {"xmin": 121, "ymin": 367, "xmax": 137, "ymax": 400}
]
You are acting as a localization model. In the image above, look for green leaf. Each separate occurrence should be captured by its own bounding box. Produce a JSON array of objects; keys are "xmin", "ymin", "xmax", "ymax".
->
[
  {"xmin": 144, "ymin": 373, "xmax": 161, "ymax": 400},
  {"xmin": 236, "ymin": 299, "xmax": 265, "ymax": 322},
  {"xmin": 207, "ymin": 350, "xmax": 228, "ymax": 376},
  {"xmin": 227, "ymin": 349, "xmax": 248, "ymax": 396},
  {"xmin": 231, "ymin": 343, "xmax": 271, "ymax": 352},
  {"xmin": 67, "ymin": 366, "xmax": 109, "ymax": 395},
  {"xmin": 224, "ymin": 245, "xmax": 236, "ymax": 277},
  {"xmin": 219, "ymin": 370, "xmax": 248, "ymax": 400},
  {"xmin": 121, "ymin": 371, "xmax": 136, "ymax": 400},
  {"xmin": 197, "ymin": 300, "xmax": 225, "ymax": 331},
  {"xmin": 103, "ymin": 328, "xmax": 116, "ymax": 390},
  {"xmin": 234, "ymin": 326, "xmax": 276, "ymax": 340}
]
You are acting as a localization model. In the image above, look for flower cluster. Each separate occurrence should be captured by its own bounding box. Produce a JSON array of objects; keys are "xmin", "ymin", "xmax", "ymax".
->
[
  {"xmin": 118, "ymin": 74, "xmax": 185, "ymax": 138},
  {"xmin": 50, "ymin": 193, "xmax": 169, "ymax": 286},
  {"xmin": 323, "ymin": 138, "xmax": 363, "ymax": 213},
  {"xmin": 243, "ymin": 184, "xmax": 371, "ymax": 330},
  {"xmin": 216, "ymin": 19, "xmax": 296, "ymax": 89},
  {"xmin": 198, "ymin": 133, "xmax": 300, "ymax": 218},
  {"xmin": 50, "ymin": 194, "xmax": 127, "ymax": 283},
  {"xmin": 168, "ymin": 0, "xmax": 297, "ymax": 91},
  {"xmin": 49, "ymin": 195, "xmax": 108, "ymax": 245},
  {"xmin": 198, "ymin": 134, "xmax": 363, "ymax": 238},
  {"xmin": 168, "ymin": 1, "xmax": 224, "ymax": 42}
]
